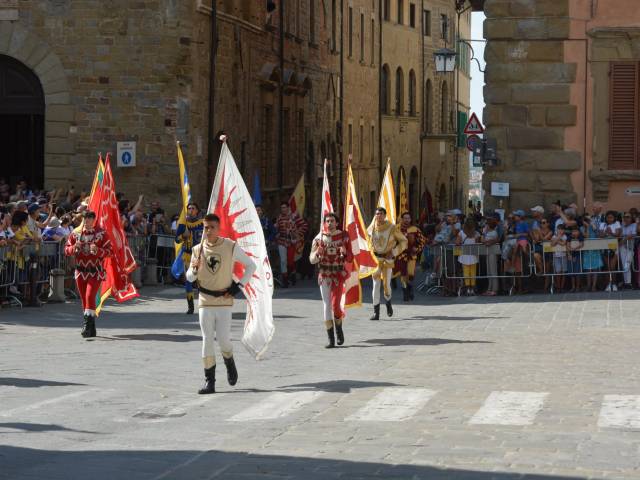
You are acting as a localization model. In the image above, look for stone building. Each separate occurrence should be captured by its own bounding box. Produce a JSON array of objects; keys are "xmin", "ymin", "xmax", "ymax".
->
[{"xmin": 482, "ymin": 0, "xmax": 640, "ymax": 212}]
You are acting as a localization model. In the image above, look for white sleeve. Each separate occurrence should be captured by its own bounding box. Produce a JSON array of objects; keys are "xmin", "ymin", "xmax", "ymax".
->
[{"xmin": 233, "ymin": 244, "xmax": 257, "ymax": 285}]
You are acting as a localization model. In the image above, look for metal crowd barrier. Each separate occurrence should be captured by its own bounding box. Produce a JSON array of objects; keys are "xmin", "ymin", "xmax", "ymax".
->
[
  {"xmin": 534, "ymin": 237, "xmax": 625, "ymax": 294},
  {"xmin": 127, "ymin": 234, "xmax": 148, "ymax": 266},
  {"xmin": 146, "ymin": 234, "xmax": 176, "ymax": 283},
  {"xmin": 0, "ymin": 245, "xmax": 21, "ymax": 307},
  {"xmin": 416, "ymin": 244, "xmax": 444, "ymax": 295},
  {"xmin": 442, "ymin": 240, "xmax": 534, "ymax": 296}
]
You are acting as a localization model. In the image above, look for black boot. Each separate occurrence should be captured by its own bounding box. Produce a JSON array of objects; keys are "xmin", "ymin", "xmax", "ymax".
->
[
  {"xmin": 198, "ymin": 366, "xmax": 216, "ymax": 394},
  {"xmin": 402, "ymin": 287, "xmax": 409, "ymax": 302},
  {"xmin": 335, "ymin": 324, "xmax": 344, "ymax": 346},
  {"xmin": 325, "ymin": 327, "xmax": 335, "ymax": 348},
  {"xmin": 369, "ymin": 305, "xmax": 380, "ymax": 321},
  {"xmin": 186, "ymin": 296, "xmax": 194, "ymax": 314},
  {"xmin": 81, "ymin": 314, "xmax": 91, "ymax": 338},
  {"xmin": 408, "ymin": 284, "xmax": 414, "ymax": 301},
  {"xmin": 223, "ymin": 356, "xmax": 238, "ymax": 386},
  {"xmin": 281, "ymin": 273, "xmax": 289, "ymax": 288},
  {"xmin": 88, "ymin": 315, "xmax": 97, "ymax": 337},
  {"xmin": 385, "ymin": 300, "xmax": 393, "ymax": 317}
]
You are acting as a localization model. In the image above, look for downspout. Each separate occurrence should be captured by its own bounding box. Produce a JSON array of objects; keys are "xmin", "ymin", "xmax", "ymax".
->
[
  {"xmin": 378, "ymin": 0, "xmax": 383, "ymax": 188},
  {"xmin": 583, "ymin": 38, "xmax": 588, "ymax": 214},
  {"xmin": 339, "ymin": 0, "xmax": 344, "ymax": 212},
  {"xmin": 419, "ymin": 0, "xmax": 425, "ymax": 216},
  {"xmin": 278, "ymin": 0, "xmax": 285, "ymax": 188},
  {"xmin": 207, "ymin": 0, "xmax": 218, "ymax": 187},
  {"xmin": 455, "ymin": 9, "xmax": 461, "ymax": 207}
]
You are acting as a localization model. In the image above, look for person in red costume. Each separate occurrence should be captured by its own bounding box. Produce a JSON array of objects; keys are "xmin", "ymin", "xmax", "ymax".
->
[
  {"xmin": 309, "ymin": 213, "xmax": 353, "ymax": 348},
  {"xmin": 64, "ymin": 211, "xmax": 113, "ymax": 338}
]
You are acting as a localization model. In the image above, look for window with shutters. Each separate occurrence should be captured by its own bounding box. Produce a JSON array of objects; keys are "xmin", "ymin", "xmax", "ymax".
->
[{"xmin": 609, "ymin": 62, "xmax": 639, "ymax": 170}]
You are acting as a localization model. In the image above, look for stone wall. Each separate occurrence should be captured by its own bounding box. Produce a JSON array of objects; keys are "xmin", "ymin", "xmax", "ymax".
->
[{"xmin": 482, "ymin": 0, "xmax": 581, "ymax": 211}]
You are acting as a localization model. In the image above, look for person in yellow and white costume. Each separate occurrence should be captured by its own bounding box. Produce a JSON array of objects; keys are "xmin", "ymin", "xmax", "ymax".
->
[
  {"xmin": 186, "ymin": 213, "xmax": 256, "ymax": 394},
  {"xmin": 367, "ymin": 207, "xmax": 407, "ymax": 320}
]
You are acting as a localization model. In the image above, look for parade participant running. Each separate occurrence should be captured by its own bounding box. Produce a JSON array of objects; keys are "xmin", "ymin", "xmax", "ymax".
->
[
  {"xmin": 175, "ymin": 202, "xmax": 204, "ymax": 314},
  {"xmin": 394, "ymin": 212, "xmax": 426, "ymax": 302},
  {"xmin": 64, "ymin": 211, "xmax": 112, "ymax": 338},
  {"xmin": 275, "ymin": 201, "xmax": 307, "ymax": 287},
  {"xmin": 367, "ymin": 207, "xmax": 407, "ymax": 320},
  {"xmin": 309, "ymin": 212, "xmax": 353, "ymax": 348},
  {"xmin": 186, "ymin": 213, "xmax": 256, "ymax": 394}
]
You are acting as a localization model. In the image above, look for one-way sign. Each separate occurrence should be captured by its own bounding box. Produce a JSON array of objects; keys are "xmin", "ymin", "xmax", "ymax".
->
[{"xmin": 463, "ymin": 112, "xmax": 484, "ymax": 134}]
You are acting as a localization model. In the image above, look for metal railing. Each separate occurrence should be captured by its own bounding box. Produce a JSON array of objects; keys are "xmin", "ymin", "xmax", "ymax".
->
[{"xmin": 0, "ymin": 245, "xmax": 21, "ymax": 307}]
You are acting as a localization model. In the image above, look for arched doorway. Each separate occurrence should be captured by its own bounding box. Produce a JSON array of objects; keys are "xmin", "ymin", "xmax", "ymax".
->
[{"xmin": 0, "ymin": 55, "xmax": 45, "ymax": 190}]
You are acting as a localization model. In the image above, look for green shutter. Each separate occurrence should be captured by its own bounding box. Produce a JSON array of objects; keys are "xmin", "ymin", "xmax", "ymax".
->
[{"xmin": 457, "ymin": 111, "xmax": 468, "ymax": 147}]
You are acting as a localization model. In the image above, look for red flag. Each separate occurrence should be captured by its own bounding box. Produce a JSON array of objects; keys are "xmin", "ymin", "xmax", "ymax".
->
[{"xmin": 95, "ymin": 155, "xmax": 138, "ymax": 313}]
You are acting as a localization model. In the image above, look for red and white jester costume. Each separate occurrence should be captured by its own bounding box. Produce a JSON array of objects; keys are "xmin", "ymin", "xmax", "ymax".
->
[
  {"xmin": 310, "ymin": 220, "xmax": 353, "ymax": 348},
  {"xmin": 64, "ymin": 222, "xmax": 112, "ymax": 338}
]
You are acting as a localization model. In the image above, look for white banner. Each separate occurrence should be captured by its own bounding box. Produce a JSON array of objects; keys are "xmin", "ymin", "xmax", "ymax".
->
[{"xmin": 208, "ymin": 142, "xmax": 275, "ymax": 359}]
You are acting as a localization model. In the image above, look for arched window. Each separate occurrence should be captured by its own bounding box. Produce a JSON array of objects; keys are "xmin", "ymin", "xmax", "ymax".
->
[
  {"xmin": 408, "ymin": 69, "xmax": 416, "ymax": 116},
  {"xmin": 440, "ymin": 81, "xmax": 448, "ymax": 133},
  {"xmin": 425, "ymin": 79, "xmax": 433, "ymax": 133},
  {"xmin": 381, "ymin": 64, "xmax": 390, "ymax": 114},
  {"xmin": 395, "ymin": 67, "xmax": 404, "ymax": 116}
]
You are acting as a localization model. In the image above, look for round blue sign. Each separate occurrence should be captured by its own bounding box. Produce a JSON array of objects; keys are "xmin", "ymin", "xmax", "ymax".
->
[
  {"xmin": 122, "ymin": 152, "xmax": 132, "ymax": 165},
  {"xmin": 466, "ymin": 134, "xmax": 481, "ymax": 152}
]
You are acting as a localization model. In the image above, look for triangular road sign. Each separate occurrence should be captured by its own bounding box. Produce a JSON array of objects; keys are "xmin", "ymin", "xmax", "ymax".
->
[{"xmin": 463, "ymin": 112, "xmax": 484, "ymax": 134}]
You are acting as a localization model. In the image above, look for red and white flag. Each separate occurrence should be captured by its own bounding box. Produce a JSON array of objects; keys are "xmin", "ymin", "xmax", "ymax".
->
[
  {"xmin": 320, "ymin": 158, "xmax": 333, "ymax": 233},
  {"xmin": 208, "ymin": 140, "xmax": 275, "ymax": 359},
  {"xmin": 343, "ymin": 164, "xmax": 378, "ymax": 308}
]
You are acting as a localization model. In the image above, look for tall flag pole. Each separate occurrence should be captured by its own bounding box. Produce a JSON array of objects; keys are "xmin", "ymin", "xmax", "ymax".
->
[
  {"xmin": 171, "ymin": 141, "xmax": 193, "ymax": 279},
  {"xmin": 320, "ymin": 158, "xmax": 334, "ymax": 232},
  {"xmin": 343, "ymin": 162, "xmax": 378, "ymax": 307},
  {"xmin": 377, "ymin": 158, "xmax": 396, "ymax": 224},
  {"xmin": 208, "ymin": 137, "xmax": 275, "ymax": 359},
  {"xmin": 397, "ymin": 166, "xmax": 409, "ymax": 222}
]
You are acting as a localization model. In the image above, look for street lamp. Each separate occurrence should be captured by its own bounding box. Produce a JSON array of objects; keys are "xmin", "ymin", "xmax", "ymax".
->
[{"xmin": 433, "ymin": 48, "xmax": 457, "ymax": 73}]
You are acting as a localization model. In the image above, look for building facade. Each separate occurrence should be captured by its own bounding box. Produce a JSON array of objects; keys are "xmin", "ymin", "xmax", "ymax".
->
[{"xmin": 482, "ymin": 0, "xmax": 640, "ymax": 212}]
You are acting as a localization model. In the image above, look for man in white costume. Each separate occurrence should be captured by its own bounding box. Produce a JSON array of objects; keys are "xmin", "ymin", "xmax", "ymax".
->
[{"xmin": 186, "ymin": 213, "xmax": 257, "ymax": 394}]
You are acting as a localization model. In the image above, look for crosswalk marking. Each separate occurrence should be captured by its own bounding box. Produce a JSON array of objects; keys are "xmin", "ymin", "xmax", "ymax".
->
[
  {"xmin": 469, "ymin": 391, "xmax": 549, "ymax": 426},
  {"xmin": 0, "ymin": 388, "xmax": 105, "ymax": 417},
  {"xmin": 346, "ymin": 388, "xmax": 437, "ymax": 422},
  {"xmin": 228, "ymin": 391, "xmax": 324, "ymax": 422},
  {"xmin": 598, "ymin": 395, "xmax": 640, "ymax": 429}
]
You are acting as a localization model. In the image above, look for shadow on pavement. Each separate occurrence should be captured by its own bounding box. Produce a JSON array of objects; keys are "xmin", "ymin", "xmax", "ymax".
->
[
  {"xmin": 277, "ymin": 379, "xmax": 404, "ymax": 393},
  {"xmin": 0, "ymin": 378, "xmax": 86, "ymax": 388},
  {"xmin": 0, "ymin": 446, "xmax": 590, "ymax": 480},
  {"xmin": 407, "ymin": 315, "xmax": 506, "ymax": 321},
  {"xmin": 0, "ymin": 312, "xmax": 201, "ymax": 330},
  {"xmin": 0, "ymin": 423, "xmax": 97, "ymax": 434},
  {"xmin": 106, "ymin": 333, "xmax": 201, "ymax": 342},
  {"xmin": 352, "ymin": 338, "xmax": 493, "ymax": 348}
]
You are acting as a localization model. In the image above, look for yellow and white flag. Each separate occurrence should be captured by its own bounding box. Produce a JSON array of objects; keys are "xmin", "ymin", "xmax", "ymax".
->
[
  {"xmin": 377, "ymin": 159, "xmax": 396, "ymax": 224},
  {"xmin": 288, "ymin": 173, "xmax": 306, "ymax": 217}
]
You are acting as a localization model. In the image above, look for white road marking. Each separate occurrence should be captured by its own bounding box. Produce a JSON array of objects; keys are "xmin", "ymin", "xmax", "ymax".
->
[
  {"xmin": 228, "ymin": 391, "xmax": 323, "ymax": 422},
  {"xmin": 0, "ymin": 388, "xmax": 105, "ymax": 417},
  {"xmin": 345, "ymin": 388, "xmax": 437, "ymax": 422},
  {"xmin": 469, "ymin": 391, "xmax": 549, "ymax": 426},
  {"xmin": 598, "ymin": 395, "xmax": 640, "ymax": 429}
]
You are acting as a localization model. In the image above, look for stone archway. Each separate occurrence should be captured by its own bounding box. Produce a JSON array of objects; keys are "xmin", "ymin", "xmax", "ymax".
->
[{"xmin": 0, "ymin": 22, "xmax": 74, "ymax": 190}]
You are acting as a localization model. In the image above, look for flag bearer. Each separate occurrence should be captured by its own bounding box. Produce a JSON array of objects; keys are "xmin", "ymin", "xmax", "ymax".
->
[
  {"xmin": 394, "ymin": 212, "xmax": 426, "ymax": 302},
  {"xmin": 368, "ymin": 207, "xmax": 407, "ymax": 320},
  {"xmin": 186, "ymin": 213, "xmax": 256, "ymax": 394},
  {"xmin": 310, "ymin": 213, "xmax": 353, "ymax": 348}
]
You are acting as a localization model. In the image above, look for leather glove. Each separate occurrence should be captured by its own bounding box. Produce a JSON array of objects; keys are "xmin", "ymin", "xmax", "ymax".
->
[{"xmin": 227, "ymin": 281, "xmax": 243, "ymax": 297}]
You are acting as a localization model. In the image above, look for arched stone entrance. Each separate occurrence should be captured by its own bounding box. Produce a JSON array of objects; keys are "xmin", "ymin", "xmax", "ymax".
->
[
  {"xmin": 0, "ymin": 54, "xmax": 44, "ymax": 188},
  {"xmin": 0, "ymin": 23, "xmax": 73, "ymax": 190}
]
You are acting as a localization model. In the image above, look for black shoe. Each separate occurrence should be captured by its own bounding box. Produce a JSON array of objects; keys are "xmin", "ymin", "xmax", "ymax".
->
[
  {"xmin": 325, "ymin": 327, "xmax": 335, "ymax": 348},
  {"xmin": 198, "ymin": 366, "xmax": 216, "ymax": 394},
  {"xmin": 408, "ymin": 284, "xmax": 414, "ymax": 301},
  {"xmin": 369, "ymin": 305, "xmax": 380, "ymax": 321},
  {"xmin": 223, "ymin": 356, "xmax": 238, "ymax": 386},
  {"xmin": 290, "ymin": 273, "xmax": 297, "ymax": 286},
  {"xmin": 402, "ymin": 287, "xmax": 409, "ymax": 302},
  {"xmin": 281, "ymin": 274, "xmax": 289, "ymax": 288},
  {"xmin": 186, "ymin": 297, "xmax": 194, "ymax": 315},
  {"xmin": 81, "ymin": 314, "xmax": 91, "ymax": 338},
  {"xmin": 88, "ymin": 316, "xmax": 97, "ymax": 337},
  {"xmin": 385, "ymin": 300, "xmax": 393, "ymax": 317},
  {"xmin": 335, "ymin": 324, "xmax": 344, "ymax": 345}
]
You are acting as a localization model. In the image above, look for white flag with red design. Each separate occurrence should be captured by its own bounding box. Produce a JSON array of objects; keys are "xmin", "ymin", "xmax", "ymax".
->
[
  {"xmin": 208, "ymin": 141, "xmax": 275, "ymax": 359},
  {"xmin": 343, "ymin": 164, "xmax": 378, "ymax": 308},
  {"xmin": 320, "ymin": 158, "xmax": 333, "ymax": 233}
]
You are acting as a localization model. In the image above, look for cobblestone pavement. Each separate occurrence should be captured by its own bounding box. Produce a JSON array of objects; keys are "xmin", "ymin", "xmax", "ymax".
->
[{"xmin": 1, "ymin": 280, "xmax": 639, "ymax": 479}]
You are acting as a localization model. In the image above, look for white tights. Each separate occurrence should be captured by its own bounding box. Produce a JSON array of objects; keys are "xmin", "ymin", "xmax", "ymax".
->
[{"xmin": 199, "ymin": 306, "xmax": 233, "ymax": 361}]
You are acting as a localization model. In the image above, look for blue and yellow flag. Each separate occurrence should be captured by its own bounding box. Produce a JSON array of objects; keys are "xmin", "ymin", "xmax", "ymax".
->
[{"xmin": 171, "ymin": 142, "xmax": 193, "ymax": 278}]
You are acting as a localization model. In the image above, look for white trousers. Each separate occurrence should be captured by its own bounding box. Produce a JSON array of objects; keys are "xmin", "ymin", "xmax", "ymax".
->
[
  {"xmin": 372, "ymin": 267, "xmax": 393, "ymax": 305},
  {"xmin": 199, "ymin": 306, "xmax": 233, "ymax": 360},
  {"xmin": 620, "ymin": 245, "xmax": 633, "ymax": 285},
  {"xmin": 278, "ymin": 245, "xmax": 288, "ymax": 273}
]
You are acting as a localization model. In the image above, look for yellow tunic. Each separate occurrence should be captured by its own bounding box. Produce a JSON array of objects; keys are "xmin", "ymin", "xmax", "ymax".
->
[{"xmin": 367, "ymin": 220, "xmax": 407, "ymax": 269}]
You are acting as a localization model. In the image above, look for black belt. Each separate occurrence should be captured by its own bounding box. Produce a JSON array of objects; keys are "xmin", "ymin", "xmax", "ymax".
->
[
  {"xmin": 374, "ymin": 252, "xmax": 388, "ymax": 258},
  {"xmin": 197, "ymin": 284, "xmax": 229, "ymax": 297}
]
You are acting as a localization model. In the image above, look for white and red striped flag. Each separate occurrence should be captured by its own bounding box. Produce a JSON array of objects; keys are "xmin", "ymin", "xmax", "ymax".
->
[
  {"xmin": 208, "ymin": 139, "xmax": 275, "ymax": 359},
  {"xmin": 320, "ymin": 158, "xmax": 334, "ymax": 232},
  {"xmin": 342, "ymin": 163, "xmax": 378, "ymax": 308}
]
